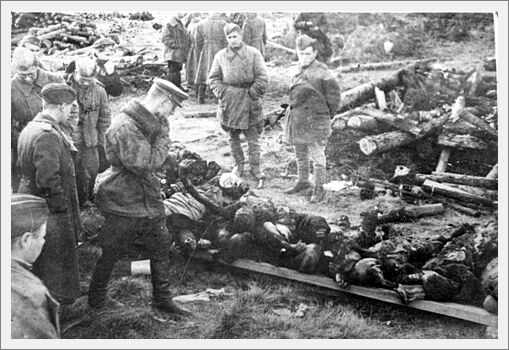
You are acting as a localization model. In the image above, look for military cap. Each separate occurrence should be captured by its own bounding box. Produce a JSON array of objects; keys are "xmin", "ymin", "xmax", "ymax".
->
[
  {"xmin": 148, "ymin": 78, "xmax": 189, "ymax": 107},
  {"xmin": 12, "ymin": 47, "xmax": 37, "ymax": 72},
  {"xmin": 223, "ymin": 23, "xmax": 241, "ymax": 36},
  {"xmin": 295, "ymin": 34, "xmax": 317, "ymax": 50},
  {"xmin": 41, "ymin": 83, "xmax": 77, "ymax": 105},
  {"xmin": 11, "ymin": 194, "xmax": 49, "ymax": 238},
  {"xmin": 92, "ymin": 37, "xmax": 116, "ymax": 49},
  {"xmin": 76, "ymin": 56, "xmax": 97, "ymax": 77}
]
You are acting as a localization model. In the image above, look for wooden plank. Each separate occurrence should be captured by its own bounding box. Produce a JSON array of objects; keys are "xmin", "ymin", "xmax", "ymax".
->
[
  {"xmin": 193, "ymin": 253, "xmax": 498, "ymax": 326},
  {"xmin": 415, "ymin": 172, "xmax": 498, "ymax": 190}
]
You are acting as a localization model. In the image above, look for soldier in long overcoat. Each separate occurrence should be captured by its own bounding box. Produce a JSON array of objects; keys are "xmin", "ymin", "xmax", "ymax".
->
[
  {"xmin": 207, "ymin": 23, "xmax": 268, "ymax": 180},
  {"xmin": 16, "ymin": 83, "xmax": 81, "ymax": 304},
  {"xmin": 161, "ymin": 14, "xmax": 189, "ymax": 89},
  {"xmin": 194, "ymin": 13, "xmax": 228, "ymax": 103},
  {"xmin": 67, "ymin": 57, "xmax": 111, "ymax": 206},
  {"xmin": 242, "ymin": 13, "xmax": 267, "ymax": 59},
  {"xmin": 283, "ymin": 35, "xmax": 341, "ymax": 203},
  {"xmin": 185, "ymin": 14, "xmax": 202, "ymax": 94},
  {"xmin": 11, "ymin": 47, "xmax": 65, "ymax": 191}
]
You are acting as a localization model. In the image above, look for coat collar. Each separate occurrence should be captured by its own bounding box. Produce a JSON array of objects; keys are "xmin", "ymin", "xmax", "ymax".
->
[
  {"xmin": 12, "ymin": 258, "xmax": 33, "ymax": 272},
  {"xmin": 122, "ymin": 100, "xmax": 160, "ymax": 138},
  {"xmin": 168, "ymin": 16, "xmax": 183, "ymax": 28},
  {"xmin": 226, "ymin": 43, "xmax": 247, "ymax": 60}
]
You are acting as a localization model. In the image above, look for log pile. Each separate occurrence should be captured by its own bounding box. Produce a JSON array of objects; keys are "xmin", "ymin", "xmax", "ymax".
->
[{"xmin": 12, "ymin": 12, "xmax": 102, "ymax": 54}]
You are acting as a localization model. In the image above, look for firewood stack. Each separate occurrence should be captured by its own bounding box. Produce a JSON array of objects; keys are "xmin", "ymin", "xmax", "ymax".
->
[
  {"xmin": 11, "ymin": 12, "xmax": 102, "ymax": 55},
  {"xmin": 330, "ymin": 60, "xmax": 498, "ymax": 215}
]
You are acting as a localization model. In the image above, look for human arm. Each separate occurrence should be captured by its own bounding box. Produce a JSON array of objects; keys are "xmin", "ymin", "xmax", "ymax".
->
[
  {"xmin": 206, "ymin": 54, "xmax": 227, "ymax": 99},
  {"xmin": 248, "ymin": 50, "xmax": 268, "ymax": 99},
  {"xmin": 96, "ymin": 87, "xmax": 111, "ymax": 146}
]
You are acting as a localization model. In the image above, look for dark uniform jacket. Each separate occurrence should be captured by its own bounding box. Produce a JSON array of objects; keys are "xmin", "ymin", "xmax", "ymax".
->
[
  {"xmin": 16, "ymin": 113, "xmax": 81, "ymax": 302},
  {"xmin": 11, "ymin": 259, "xmax": 60, "ymax": 339},
  {"xmin": 11, "ymin": 68, "xmax": 64, "ymax": 149},
  {"xmin": 95, "ymin": 100, "xmax": 170, "ymax": 218},
  {"xmin": 207, "ymin": 43, "xmax": 268, "ymax": 130},
  {"xmin": 161, "ymin": 16, "xmax": 189, "ymax": 64},
  {"xmin": 242, "ymin": 16, "xmax": 267, "ymax": 58},
  {"xmin": 194, "ymin": 14, "xmax": 228, "ymax": 85},
  {"xmin": 67, "ymin": 74, "xmax": 111, "ymax": 148},
  {"xmin": 284, "ymin": 60, "xmax": 341, "ymax": 144}
]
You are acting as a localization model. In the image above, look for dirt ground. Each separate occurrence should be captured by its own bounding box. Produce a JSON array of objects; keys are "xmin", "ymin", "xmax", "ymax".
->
[{"xmin": 56, "ymin": 12, "xmax": 498, "ymax": 339}]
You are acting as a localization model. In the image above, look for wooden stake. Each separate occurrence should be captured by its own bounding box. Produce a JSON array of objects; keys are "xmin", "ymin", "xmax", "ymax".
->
[{"xmin": 435, "ymin": 148, "xmax": 452, "ymax": 173}]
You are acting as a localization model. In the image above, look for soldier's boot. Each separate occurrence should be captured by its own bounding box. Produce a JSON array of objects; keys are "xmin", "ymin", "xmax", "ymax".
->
[
  {"xmin": 198, "ymin": 84, "xmax": 207, "ymax": 104},
  {"xmin": 88, "ymin": 255, "xmax": 122, "ymax": 308},
  {"xmin": 284, "ymin": 145, "xmax": 310, "ymax": 194},
  {"xmin": 247, "ymin": 135, "xmax": 265, "ymax": 180},
  {"xmin": 229, "ymin": 135, "xmax": 245, "ymax": 177},
  {"xmin": 151, "ymin": 258, "xmax": 192, "ymax": 316},
  {"xmin": 310, "ymin": 165, "xmax": 326, "ymax": 203}
]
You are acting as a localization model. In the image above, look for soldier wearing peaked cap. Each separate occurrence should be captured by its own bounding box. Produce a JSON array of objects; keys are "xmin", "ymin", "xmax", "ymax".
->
[
  {"xmin": 16, "ymin": 82, "xmax": 82, "ymax": 305},
  {"xmin": 90, "ymin": 78, "xmax": 192, "ymax": 315},
  {"xmin": 11, "ymin": 194, "xmax": 61, "ymax": 339}
]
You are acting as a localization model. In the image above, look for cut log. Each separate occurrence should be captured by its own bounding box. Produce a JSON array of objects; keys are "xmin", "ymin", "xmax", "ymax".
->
[
  {"xmin": 331, "ymin": 108, "xmax": 365, "ymax": 130},
  {"xmin": 62, "ymin": 34, "xmax": 89, "ymax": 45},
  {"xmin": 374, "ymin": 87, "xmax": 387, "ymax": 111},
  {"xmin": 359, "ymin": 131, "xmax": 415, "ymax": 156},
  {"xmin": 266, "ymin": 41, "xmax": 296, "ymax": 54},
  {"xmin": 335, "ymin": 57, "xmax": 439, "ymax": 73},
  {"xmin": 338, "ymin": 69, "xmax": 402, "ymax": 113},
  {"xmin": 182, "ymin": 110, "xmax": 217, "ymax": 119},
  {"xmin": 435, "ymin": 148, "xmax": 451, "ymax": 173},
  {"xmin": 361, "ymin": 107, "xmax": 421, "ymax": 135},
  {"xmin": 422, "ymin": 179, "xmax": 493, "ymax": 207},
  {"xmin": 437, "ymin": 133, "xmax": 488, "ymax": 150},
  {"xmin": 36, "ymin": 24, "xmax": 62, "ymax": 36},
  {"xmin": 459, "ymin": 109, "xmax": 498, "ymax": 140},
  {"xmin": 347, "ymin": 114, "xmax": 380, "ymax": 130},
  {"xmin": 445, "ymin": 183, "xmax": 498, "ymax": 202},
  {"xmin": 38, "ymin": 28, "xmax": 65, "ymax": 40},
  {"xmin": 415, "ymin": 172, "xmax": 498, "ymax": 190},
  {"xmin": 485, "ymin": 164, "xmax": 498, "ymax": 179},
  {"xmin": 377, "ymin": 203, "xmax": 445, "ymax": 224}
]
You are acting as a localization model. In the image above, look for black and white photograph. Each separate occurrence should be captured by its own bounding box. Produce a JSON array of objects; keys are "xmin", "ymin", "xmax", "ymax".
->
[{"xmin": 1, "ymin": 1, "xmax": 507, "ymax": 348}]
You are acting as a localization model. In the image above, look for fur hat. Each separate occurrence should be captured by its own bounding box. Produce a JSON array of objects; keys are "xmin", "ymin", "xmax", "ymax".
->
[
  {"xmin": 76, "ymin": 56, "xmax": 97, "ymax": 77},
  {"xmin": 295, "ymin": 34, "xmax": 317, "ymax": 50},
  {"xmin": 12, "ymin": 47, "xmax": 37, "ymax": 72}
]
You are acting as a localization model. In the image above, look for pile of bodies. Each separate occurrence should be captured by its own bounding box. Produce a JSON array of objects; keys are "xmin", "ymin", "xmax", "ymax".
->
[{"xmin": 155, "ymin": 147, "xmax": 498, "ymax": 314}]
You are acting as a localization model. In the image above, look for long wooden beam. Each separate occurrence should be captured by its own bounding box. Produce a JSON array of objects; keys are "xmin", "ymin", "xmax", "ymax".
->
[{"xmin": 193, "ymin": 252, "xmax": 498, "ymax": 326}]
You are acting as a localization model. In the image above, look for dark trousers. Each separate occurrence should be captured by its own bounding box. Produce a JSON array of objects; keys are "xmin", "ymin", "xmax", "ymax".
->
[
  {"xmin": 88, "ymin": 214, "xmax": 172, "ymax": 304},
  {"xmin": 167, "ymin": 61, "xmax": 183, "ymax": 88},
  {"xmin": 75, "ymin": 144, "xmax": 99, "ymax": 205}
]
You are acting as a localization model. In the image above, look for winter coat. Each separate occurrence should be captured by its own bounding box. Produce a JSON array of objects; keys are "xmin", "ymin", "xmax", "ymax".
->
[
  {"xmin": 207, "ymin": 43, "xmax": 268, "ymax": 130},
  {"xmin": 186, "ymin": 20, "xmax": 201, "ymax": 86},
  {"xmin": 284, "ymin": 60, "xmax": 341, "ymax": 144},
  {"xmin": 11, "ymin": 68, "xmax": 65, "ymax": 148},
  {"xmin": 11, "ymin": 259, "xmax": 60, "ymax": 339},
  {"xmin": 95, "ymin": 100, "xmax": 170, "ymax": 218},
  {"xmin": 16, "ymin": 113, "xmax": 81, "ymax": 302},
  {"xmin": 67, "ymin": 74, "xmax": 111, "ymax": 147},
  {"xmin": 161, "ymin": 16, "xmax": 189, "ymax": 63},
  {"xmin": 194, "ymin": 15, "xmax": 228, "ymax": 85},
  {"xmin": 242, "ymin": 16, "xmax": 267, "ymax": 58}
]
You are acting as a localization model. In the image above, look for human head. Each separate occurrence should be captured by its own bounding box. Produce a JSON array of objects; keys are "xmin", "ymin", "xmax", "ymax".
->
[
  {"xmin": 224, "ymin": 23, "xmax": 243, "ymax": 49},
  {"xmin": 75, "ymin": 56, "xmax": 97, "ymax": 88},
  {"xmin": 143, "ymin": 78, "xmax": 189, "ymax": 117},
  {"xmin": 296, "ymin": 34, "xmax": 317, "ymax": 67},
  {"xmin": 12, "ymin": 47, "xmax": 38, "ymax": 85},
  {"xmin": 41, "ymin": 83, "xmax": 77, "ymax": 124},
  {"xmin": 11, "ymin": 194, "xmax": 49, "ymax": 264},
  {"xmin": 92, "ymin": 37, "xmax": 116, "ymax": 59}
]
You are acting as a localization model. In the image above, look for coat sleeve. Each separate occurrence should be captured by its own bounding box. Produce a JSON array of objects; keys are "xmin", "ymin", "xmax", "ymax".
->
[
  {"xmin": 161, "ymin": 24, "xmax": 176, "ymax": 48},
  {"xmin": 33, "ymin": 132, "xmax": 68, "ymax": 213},
  {"xmin": 242, "ymin": 22, "xmax": 252, "ymax": 45},
  {"xmin": 322, "ymin": 71, "xmax": 341, "ymax": 115},
  {"xmin": 206, "ymin": 54, "xmax": 226, "ymax": 99},
  {"xmin": 262, "ymin": 21, "xmax": 267, "ymax": 44},
  {"xmin": 248, "ymin": 50, "xmax": 269, "ymax": 99},
  {"xmin": 96, "ymin": 87, "xmax": 111, "ymax": 146},
  {"xmin": 115, "ymin": 124, "xmax": 170, "ymax": 178},
  {"xmin": 195, "ymin": 24, "xmax": 204, "ymax": 52}
]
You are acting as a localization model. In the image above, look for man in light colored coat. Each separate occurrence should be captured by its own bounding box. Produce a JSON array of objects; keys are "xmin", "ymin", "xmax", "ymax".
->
[
  {"xmin": 207, "ymin": 23, "xmax": 268, "ymax": 180},
  {"xmin": 161, "ymin": 14, "xmax": 189, "ymax": 90}
]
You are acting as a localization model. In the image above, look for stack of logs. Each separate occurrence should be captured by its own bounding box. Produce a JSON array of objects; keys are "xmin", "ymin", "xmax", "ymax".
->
[
  {"xmin": 12, "ymin": 12, "xmax": 101, "ymax": 55},
  {"xmin": 331, "ymin": 60, "xmax": 498, "ymax": 216}
]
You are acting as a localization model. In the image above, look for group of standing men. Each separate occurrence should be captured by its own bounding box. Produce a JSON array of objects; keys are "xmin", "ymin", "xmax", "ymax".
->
[{"xmin": 11, "ymin": 11, "xmax": 341, "ymax": 339}]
